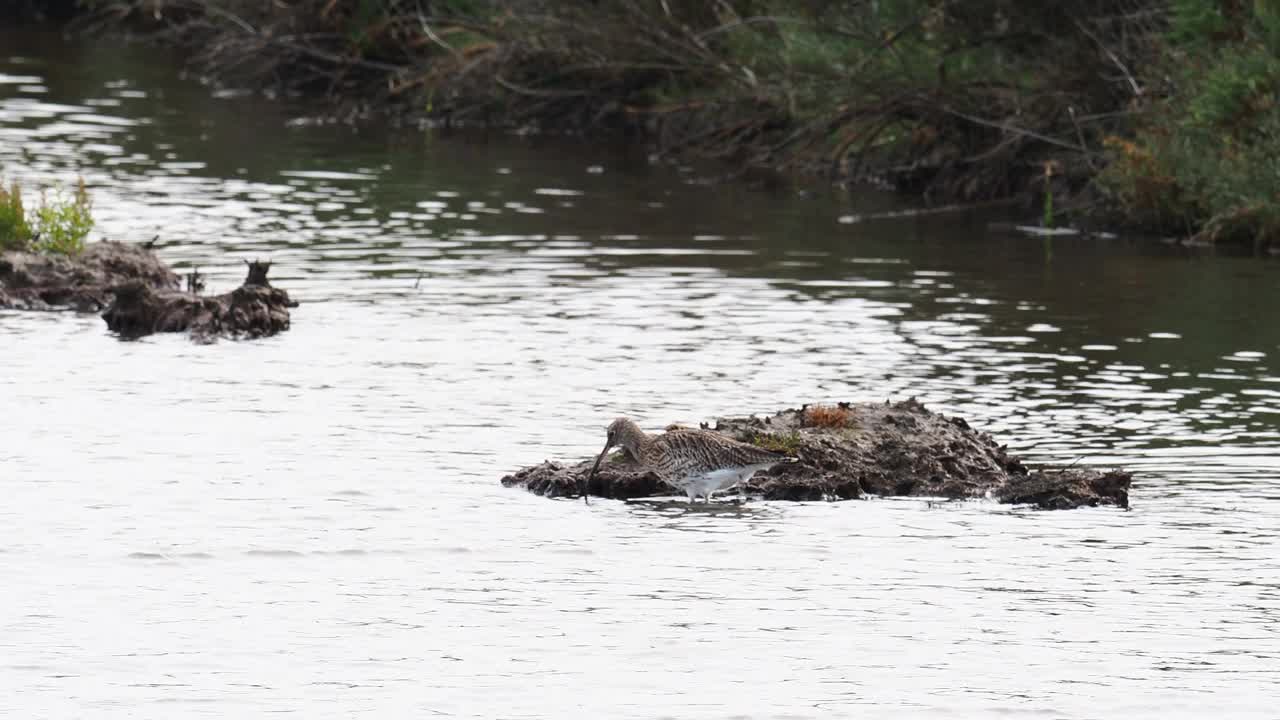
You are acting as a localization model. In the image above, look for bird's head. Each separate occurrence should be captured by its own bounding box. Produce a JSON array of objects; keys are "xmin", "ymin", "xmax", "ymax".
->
[{"xmin": 582, "ymin": 418, "xmax": 641, "ymax": 504}]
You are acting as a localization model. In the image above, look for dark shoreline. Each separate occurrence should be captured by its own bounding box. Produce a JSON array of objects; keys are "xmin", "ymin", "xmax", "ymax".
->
[{"xmin": 18, "ymin": 1, "xmax": 1273, "ymax": 252}]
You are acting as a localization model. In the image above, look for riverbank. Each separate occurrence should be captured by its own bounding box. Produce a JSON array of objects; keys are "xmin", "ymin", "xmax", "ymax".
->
[{"xmin": 61, "ymin": 1, "xmax": 1277, "ymax": 251}]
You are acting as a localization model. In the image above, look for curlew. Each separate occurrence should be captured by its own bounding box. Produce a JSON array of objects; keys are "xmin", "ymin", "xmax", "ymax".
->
[{"xmin": 583, "ymin": 417, "xmax": 791, "ymax": 504}]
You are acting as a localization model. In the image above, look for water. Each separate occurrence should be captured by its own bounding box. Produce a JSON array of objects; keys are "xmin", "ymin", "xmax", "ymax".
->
[{"xmin": 3, "ymin": 28, "xmax": 1279, "ymax": 719}]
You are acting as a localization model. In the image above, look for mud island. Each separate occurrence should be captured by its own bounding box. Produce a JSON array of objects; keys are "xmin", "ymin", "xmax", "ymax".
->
[
  {"xmin": 1, "ymin": 240, "xmax": 297, "ymax": 341},
  {"xmin": 502, "ymin": 400, "xmax": 1132, "ymax": 510}
]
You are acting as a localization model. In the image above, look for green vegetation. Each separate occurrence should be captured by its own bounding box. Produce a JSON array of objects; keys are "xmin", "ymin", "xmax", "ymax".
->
[
  {"xmin": 1042, "ymin": 164, "xmax": 1057, "ymax": 229},
  {"xmin": 33, "ymin": 179, "xmax": 94, "ymax": 256},
  {"xmin": 0, "ymin": 178, "xmax": 94, "ymax": 256},
  {"xmin": 0, "ymin": 181, "xmax": 32, "ymax": 251},
  {"xmin": 1100, "ymin": 1, "xmax": 1280, "ymax": 246},
  {"xmin": 751, "ymin": 431, "xmax": 803, "ymax": 455},
  {"xmin": 80, "ymin": 0, "xmax": 1280, "ymax": 248}
]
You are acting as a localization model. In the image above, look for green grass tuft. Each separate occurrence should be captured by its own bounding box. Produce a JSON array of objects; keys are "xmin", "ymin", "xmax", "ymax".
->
[
  {"xmin": 0, "ymin": 180, "xmax": 32, "ymax": 252},
  {"xmin": 751, "ymin": 431, "xmax": 803, "ymax": 455}
]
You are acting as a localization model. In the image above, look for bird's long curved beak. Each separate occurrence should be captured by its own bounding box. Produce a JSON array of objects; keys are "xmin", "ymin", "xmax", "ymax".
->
[{"xmin": 583, "ymin": 439, "xmax": 612, "ymax": 504}]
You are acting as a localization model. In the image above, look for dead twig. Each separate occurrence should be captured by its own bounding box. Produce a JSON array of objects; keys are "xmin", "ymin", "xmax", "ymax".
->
[
  {"xmin": 494, "ymin": 74, "xmax": 591, "ymax": 99},
  {"xmin": 1074, "ymin": 18, "xmax": 1143, "ymax": 98},
  {"xmin": 940, "ymin": 106, "xmax": 1093, "ymax": 155}
]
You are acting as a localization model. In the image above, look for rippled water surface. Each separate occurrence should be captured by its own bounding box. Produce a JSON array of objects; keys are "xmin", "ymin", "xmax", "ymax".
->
[{"xmin": 3, "ymin": 29, "xmax": 1279, "ymax": 719}]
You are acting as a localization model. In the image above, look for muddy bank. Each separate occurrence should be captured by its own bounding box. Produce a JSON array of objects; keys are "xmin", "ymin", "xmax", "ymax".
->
[
  {"xmin": 501, "ymin": 400, "xmax": 1131, "ymax": 510},
  {"xmin": 0, "ymin": 241, "xmax": 297, "ymax": 340},
  {"xmin": 0, "ymin": 240, "xmax": 178, "ymax": 312}
]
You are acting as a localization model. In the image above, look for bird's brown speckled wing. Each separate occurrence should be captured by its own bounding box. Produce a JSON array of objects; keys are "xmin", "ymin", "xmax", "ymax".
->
[{"xmin": 645, "ymin": 429, "xmax": 786, "ymax": 479}]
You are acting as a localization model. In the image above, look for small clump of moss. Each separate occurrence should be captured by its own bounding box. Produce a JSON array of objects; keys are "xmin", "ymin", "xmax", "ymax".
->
[{"xmin": 750, "ymin": 431, "xmax": 804, "ymax": 455}]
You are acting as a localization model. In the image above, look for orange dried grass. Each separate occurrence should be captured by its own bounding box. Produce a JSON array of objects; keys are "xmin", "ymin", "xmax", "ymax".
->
[{"xmin": 803, "ymin": 404, "xmax": 853, "ymax": 429}]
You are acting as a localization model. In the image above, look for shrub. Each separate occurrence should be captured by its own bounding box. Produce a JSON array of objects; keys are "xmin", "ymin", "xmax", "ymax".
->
[
  {"xmin": 32, "ymin": 178, "xmax": 94, "ymax": 256},
  {"xmin": 1100, "ymin": 0, "xmax": 1280, "ymax": 246}
]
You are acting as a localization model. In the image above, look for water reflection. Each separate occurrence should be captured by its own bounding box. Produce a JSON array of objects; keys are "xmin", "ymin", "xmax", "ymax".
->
[{"xmin": 2, "ymin": 26, "xmax": 1280, "ymax": 720}]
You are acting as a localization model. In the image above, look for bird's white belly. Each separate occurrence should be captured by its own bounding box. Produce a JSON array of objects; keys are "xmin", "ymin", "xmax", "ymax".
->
[{"xmin": 675, "ymin": 464, "xmax": 772, "ymax": 497}]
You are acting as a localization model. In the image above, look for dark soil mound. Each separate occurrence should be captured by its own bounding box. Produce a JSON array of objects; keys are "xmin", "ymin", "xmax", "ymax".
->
[
  {"xmin": 0, "ymin": 240, "xmax": 179, "ymax": 312},
  {"xmin": 501, "ymin": 400, "xmax": 1131, "ymax": 510},
  {"xmin": 1, "ymin": 242, "xmax": 296, "ymax": 340}
]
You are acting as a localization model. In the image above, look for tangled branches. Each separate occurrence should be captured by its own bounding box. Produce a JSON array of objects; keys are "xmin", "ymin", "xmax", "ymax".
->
[{"xmin": 83, "ymin": 1, "xmax": 1174, "ymax": 208}]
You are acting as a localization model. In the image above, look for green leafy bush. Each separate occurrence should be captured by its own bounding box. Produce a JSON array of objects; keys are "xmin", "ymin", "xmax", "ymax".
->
[
  {"xmin": 1101, "ymin": 0, "xmax": 1280, "ymax": 246},
  {"xmin": 0, "ymin": 177, "xmax": 94, "ymax": 256},
  {"xmin": 32, "ymin": 178, "xmax": 94, "ymax": 256}
]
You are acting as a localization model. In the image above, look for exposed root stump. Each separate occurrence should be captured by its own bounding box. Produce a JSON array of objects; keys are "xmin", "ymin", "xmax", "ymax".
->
[
  {"xmin": 102, "ymin": 260, "xmax": 296, "ymax": 340},
  {"xmin": 501, "ymin": 400, "xmax": 1132, "ymax": 510}
]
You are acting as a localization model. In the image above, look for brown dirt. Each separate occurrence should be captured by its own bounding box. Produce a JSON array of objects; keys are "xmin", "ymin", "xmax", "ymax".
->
[
  {"xmin": 0, "ymin": 240, "xmax": 179, "ymax": 312},
  {"xmin": 1, "ymin": 242, "xmax": 296, "ymax": 340},
  {"xmin": 501, "ymin": 400, "xmax": 1132, "ymax": 510}
]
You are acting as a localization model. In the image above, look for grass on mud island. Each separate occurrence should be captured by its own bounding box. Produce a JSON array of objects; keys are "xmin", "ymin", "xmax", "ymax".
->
[
  {"xmin": 0, "ymin": 177, "xmax": 94, "ymax": 256},
  {"xmin": 750, "ymin": 431, "xmax": 804, "ymax": 455}
]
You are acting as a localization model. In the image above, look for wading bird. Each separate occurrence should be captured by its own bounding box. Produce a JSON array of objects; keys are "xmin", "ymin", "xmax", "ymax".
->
[{"xmin": 583, "ymin": 417, "xmax": 791, "ymax": 504}]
